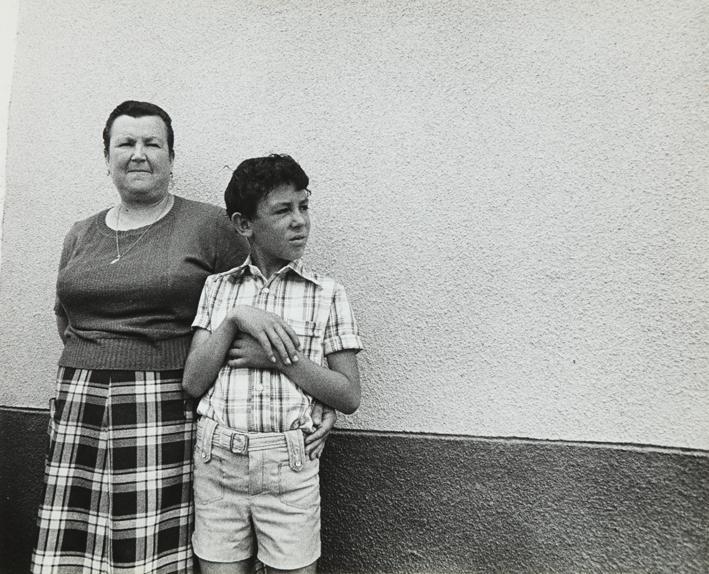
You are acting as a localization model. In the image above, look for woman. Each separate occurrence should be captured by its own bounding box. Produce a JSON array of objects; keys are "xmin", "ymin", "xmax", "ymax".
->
[{"xmin": 32, "ymin": 101, "xmax": 335, "ymax": 574}]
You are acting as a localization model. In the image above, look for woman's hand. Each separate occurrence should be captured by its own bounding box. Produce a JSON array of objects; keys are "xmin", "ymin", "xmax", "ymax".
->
[
  {"xmin": 227, "ymin": 334, "xmax": 277, "ymax": 369},
  {"xmin": 304, "ymin": 403, "xmax": 337, "ymax": 460},
  {"xmin": 228, "ymin": 305, "xmax": 301, "ymax": 365}
]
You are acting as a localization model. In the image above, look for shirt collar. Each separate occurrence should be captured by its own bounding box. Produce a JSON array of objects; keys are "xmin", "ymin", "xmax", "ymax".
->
[{"xmin": 224, "ymin": 256, "xmax": 321, "ymax": 286}]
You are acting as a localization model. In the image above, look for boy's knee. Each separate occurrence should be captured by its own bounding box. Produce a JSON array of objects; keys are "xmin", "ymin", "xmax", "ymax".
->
[
  {"xmin": 199, "ymin": 557, "xmax": 255, "ymax": 574},
  {"xmin": 266, "ymin": 560, "xmax": 317, "ymax": 574}
]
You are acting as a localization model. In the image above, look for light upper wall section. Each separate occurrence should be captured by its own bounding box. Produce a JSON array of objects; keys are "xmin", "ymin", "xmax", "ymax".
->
[
  {"xmin": 0, "ymin": 1, "xmax": 20, "ymax": 273},
  {"xmin": 1, "ymin": 0, "xmax": 707, "ymax": 448}
]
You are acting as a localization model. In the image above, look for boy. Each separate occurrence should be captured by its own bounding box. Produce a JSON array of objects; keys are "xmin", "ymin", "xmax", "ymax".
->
[{"xmin": 183, "ymin": 154, "xmax": 362, "ymax": 574}]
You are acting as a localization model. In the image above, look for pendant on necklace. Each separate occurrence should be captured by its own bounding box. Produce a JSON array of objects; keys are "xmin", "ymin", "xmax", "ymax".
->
[{"xmin": 110, "ymin": 257, "xmax": 120, "ymax": 264}]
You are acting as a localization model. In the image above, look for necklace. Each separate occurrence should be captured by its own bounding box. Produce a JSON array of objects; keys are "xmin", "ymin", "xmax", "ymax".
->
[{"xmin": 110, "ymin": 195, "xmax": 173, "ymax": 264}]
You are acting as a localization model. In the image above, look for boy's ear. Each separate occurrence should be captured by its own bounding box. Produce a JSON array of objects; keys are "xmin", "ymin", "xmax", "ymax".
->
[{"xmin": 231, "ymin": 212, "xmax": 253, "ymax": 238}]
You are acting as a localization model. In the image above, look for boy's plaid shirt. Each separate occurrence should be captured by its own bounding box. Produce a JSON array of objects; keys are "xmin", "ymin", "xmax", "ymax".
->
[{"xmin": 192, "ymin": 257, "xmax": 363, "ymax": 433}]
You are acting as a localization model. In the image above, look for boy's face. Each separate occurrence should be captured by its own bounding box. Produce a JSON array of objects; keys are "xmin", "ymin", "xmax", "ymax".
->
[{"xmin": 245, "ymin": 183, "xmax": 310, "ymax": 274}]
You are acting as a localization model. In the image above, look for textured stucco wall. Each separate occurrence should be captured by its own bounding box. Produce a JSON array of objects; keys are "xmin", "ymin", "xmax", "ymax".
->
[
  {"xmin": 3, "ymin": 410, "xmax": 708, "ymax": 573},
  {"xmin": 319, "ymin": 433, "xmax": 708, "ymax": 573},
  {"xmin": 0, "ymin": 1, "xmax": 707, "ymax": 448}
]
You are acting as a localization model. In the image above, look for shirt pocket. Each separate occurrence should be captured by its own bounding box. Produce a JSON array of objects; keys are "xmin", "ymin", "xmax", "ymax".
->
[{"xmin": 287, "ymin": 319, "xmax": 325, "ymax": 364}]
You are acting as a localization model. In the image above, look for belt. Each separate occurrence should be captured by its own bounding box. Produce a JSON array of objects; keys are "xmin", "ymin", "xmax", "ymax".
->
[{"xmin": 197, "ymin": 417, "xmax": 306, "ymax": 472}]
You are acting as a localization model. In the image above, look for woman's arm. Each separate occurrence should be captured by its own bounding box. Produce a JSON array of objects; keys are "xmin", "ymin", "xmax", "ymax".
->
[
  {"xmin": 56, "ymin": 314, "xmax": 69, "ymax": 344},
  {"xmin": 305, "ymin": 403, "xmax": 338, "ymax": 459}
]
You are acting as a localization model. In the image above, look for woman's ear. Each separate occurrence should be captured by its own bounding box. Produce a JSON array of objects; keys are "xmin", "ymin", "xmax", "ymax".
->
[{"xmin": 231, "ymin": 212, "xmax": 252, "ymax": 238}]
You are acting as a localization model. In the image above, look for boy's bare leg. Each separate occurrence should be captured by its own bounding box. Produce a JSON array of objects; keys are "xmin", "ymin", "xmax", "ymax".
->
[
  {"xmin": 199, "ymin": 557, "xmax": 254, "ymax": 574},
  {"xmin": 267, "ymin": 561, "xmax": 317, "ymax": 574}
]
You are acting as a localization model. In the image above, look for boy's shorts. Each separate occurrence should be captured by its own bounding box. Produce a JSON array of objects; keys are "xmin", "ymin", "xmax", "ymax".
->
[{"xmin": 192, "ymin": 417, "xmax": 321, "ymax": 570}]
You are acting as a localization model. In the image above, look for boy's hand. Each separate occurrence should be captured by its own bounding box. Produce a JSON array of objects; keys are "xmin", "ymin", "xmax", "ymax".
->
[
  {"xmin": 304, "ymin": 403, "xmax": 337, "ymax": 459},
  {"xmin": 227, "ymin": 334, "xmax": 277, "ymax": 369},
  {"xmin": 228, "ymin": 305, "xmax": 301, "ymax": 365}
]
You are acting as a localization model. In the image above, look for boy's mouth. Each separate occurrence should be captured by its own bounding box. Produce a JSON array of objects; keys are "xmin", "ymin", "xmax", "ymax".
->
[{"xmin": 289, "ymin": 236, "xmax": 307, "ymax": 244}]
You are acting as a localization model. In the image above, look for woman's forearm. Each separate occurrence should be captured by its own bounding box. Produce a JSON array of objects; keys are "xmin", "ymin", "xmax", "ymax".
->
[{"xmin": 56, "ymin": 314, "xmax": 69, "ymax": 344}]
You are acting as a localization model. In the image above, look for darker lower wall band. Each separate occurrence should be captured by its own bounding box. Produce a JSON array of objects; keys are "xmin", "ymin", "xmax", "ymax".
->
[{"xmin": 1, "ymin": 407, "xmax": 707, "ymax": 573}]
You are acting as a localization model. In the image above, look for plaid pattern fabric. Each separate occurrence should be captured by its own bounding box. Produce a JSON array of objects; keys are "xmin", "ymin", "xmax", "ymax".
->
[
  {"xmin": 193, "ymin": 258, "xmax": 363, "ymax": 433},
  {"xmin": 32, "ymin": 368, "xmax": 195, "ymax": 574}
]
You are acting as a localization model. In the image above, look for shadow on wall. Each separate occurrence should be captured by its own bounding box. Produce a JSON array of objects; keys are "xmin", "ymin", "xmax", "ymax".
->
[{"xmin": 1, "ymin": 410, "xmax": 708, "ymax": 573}]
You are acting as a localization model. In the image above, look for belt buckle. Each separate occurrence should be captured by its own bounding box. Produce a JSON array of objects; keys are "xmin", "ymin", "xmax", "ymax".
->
[{"xmin": 230, "ymin": 432, "xmax": 248, "ymax": 454}]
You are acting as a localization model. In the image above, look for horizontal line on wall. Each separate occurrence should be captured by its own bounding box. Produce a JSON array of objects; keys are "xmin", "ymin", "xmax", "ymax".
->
[
  {"xmin": 334, "ymin": 428, "xmax": 709, "ymax": 457},
  {"xmin": 2, "ymin": 405, "xmax": 50, "ymax": 414},
  {"xmin": 2, "ymin": 405, "xmax": 49, "ymax": 413},
  {"xmin": 3, "ymin": 404, "xmax": 706, "ymax": 458}
]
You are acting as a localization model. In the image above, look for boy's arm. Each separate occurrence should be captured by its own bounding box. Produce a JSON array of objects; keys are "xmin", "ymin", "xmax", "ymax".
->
[
  {"xmin": 182, "ymin": 324, "xmax": 237, "ymax": 398},
  {"xmin": 279, "ymin": 350, "xmax": 360, "ymax": 414},
  {"xmin": 228, "ymin": 336, "xmax": 340, "ymax": 459},
  {"xmin": 227, "ymin": 334, "xmax": 360, "ymax": 413},
  {"xmin": 183, "ymin": 305, "xmax": 302, "ymax": 398}
]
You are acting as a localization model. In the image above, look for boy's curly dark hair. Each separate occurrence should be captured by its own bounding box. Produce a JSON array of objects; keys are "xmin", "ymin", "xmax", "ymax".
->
[{"xmin": 225, "ymin": 154, "xmax": 310, "ymax": 219}]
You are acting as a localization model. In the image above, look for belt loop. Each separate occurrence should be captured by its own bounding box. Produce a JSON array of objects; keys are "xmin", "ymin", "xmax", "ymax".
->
[
  {"xmin": 199, "ymin": 418, "xmax": 217, "ymax": 463},
  {"xmin": 284, "ymin": 430, "xmax": 305, "ymax": 472}
]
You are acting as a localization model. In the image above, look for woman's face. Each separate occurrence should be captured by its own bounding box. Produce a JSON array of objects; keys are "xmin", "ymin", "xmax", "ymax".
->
[{"xmin": 106, "ymin": 115, "xmax": 174, "ymax": 204}]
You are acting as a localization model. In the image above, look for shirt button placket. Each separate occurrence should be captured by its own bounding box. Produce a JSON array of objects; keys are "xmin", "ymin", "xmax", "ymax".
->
[{"xmin": 257, "ymin": 284, "xmax": 270, "ymax": 310}]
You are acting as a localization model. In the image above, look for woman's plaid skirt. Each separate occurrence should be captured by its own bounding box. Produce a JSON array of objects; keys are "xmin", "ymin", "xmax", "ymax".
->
[{"xmin": 32, "ymin": 367, "xmax": 196, "ymax": 574}]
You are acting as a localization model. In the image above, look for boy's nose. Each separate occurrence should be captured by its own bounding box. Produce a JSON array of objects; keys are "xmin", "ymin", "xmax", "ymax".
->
[{"xmin": 291, "ymin": 211, "xmax": 307, "ymax": 227}]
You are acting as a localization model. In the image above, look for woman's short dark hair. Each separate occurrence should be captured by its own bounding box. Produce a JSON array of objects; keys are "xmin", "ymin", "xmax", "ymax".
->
[
  {"xmin": 102, "ymin": 100, "xmax": 174, "ymax": 158},
  {"xmin": 225, "ymin": 154, "xmax": 310, "ymax": 219}
]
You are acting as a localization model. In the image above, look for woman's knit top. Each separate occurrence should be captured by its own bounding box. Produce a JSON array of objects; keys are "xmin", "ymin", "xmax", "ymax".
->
[{"xmin": 55, "ymin": 195, "xmax": 248, "ymax": 370}]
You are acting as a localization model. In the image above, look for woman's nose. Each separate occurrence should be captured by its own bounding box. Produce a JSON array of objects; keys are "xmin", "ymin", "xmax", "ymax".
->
[{"xmin": 131, "ymin": 144, "xmax": 147, "ymax": 160}]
